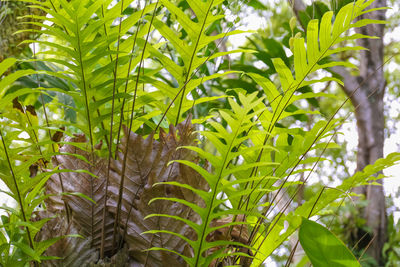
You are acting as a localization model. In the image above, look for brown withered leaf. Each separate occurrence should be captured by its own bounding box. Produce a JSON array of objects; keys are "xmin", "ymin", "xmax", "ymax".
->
[
  {"xmin": 42, "ymin": 118, "xmax": 208, "ymax": 266},
  {"xmin": 89, "ymin": 245, "xmax": 137, "ymax": 267},
  {"xmin": 46, "ymin": 134, "xmax": 119, "ymax": 256},
  {"xmin": 29, "ymin": 163, "xmax": 39, "ymax": 177},
  {"xmin": 12, "ymin": 97, "xmax": 24, "ymax": 113},
  {"xmin": 35, "ymin": 211, "xmax": 98, "ymax": 267},
  {"xmin": 107, "ymin": 117, "xmax": 208, "ymax": 266},
  {"xmin": 11, "ymin": 98, "xmax": 37, "ymax": 116},
  {"xmin": 26, "ymin": 105, "xmax": 37, "ymax": 116},
  {"xmin": 51, "ymin": 127, "xmax": 65, "ymax": 142}
]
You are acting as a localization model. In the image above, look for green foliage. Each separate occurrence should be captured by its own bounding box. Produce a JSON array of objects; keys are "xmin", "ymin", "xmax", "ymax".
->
[
  {"xmin": 0, "ymin": 0, "xmax": 396, "ymax": 266},
  {"xmin": 383, "ymin": 213, "xmax": 400, "ymax": 266},
  {"xmin": 299, "ymin": 218, "xmax": 361, "ymax": 267},
  {"xmin": 146, "ymin": 0, "xmax": 393, "ymax": 266},
  {"xmin": 148, "ymin": 92, "xmax": 273, "ymax": 265},
  {"xmin": 0, "ymin": 58, "xmax": 69, "ymax": 265}
]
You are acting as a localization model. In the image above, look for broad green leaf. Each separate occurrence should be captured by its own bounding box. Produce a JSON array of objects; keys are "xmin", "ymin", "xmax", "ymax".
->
[
  {"xmin": 11, "ymin": 241, "xmax": 41, "ymax": 262},
  {"xmin": 0, "ymin": 58, "xmax": 17, "ymax": 76},
  {"xmin": 299, "ymin": 218, "xmax": 361, "ymax": 267}
]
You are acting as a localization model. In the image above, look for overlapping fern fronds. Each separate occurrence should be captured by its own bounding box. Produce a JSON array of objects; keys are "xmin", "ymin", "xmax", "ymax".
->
[
  {"xmin": 0, "ymin": 58, "xmax": 72, "ymax": 265},
  {"xmin": 150, "ymin": 0, "xmax": 248, "ymax": 125},
  {"xmin": 19, "ymin": 0, "xmax": 247, "ymax": 150},
  {"xmin": 246, "ymin": 1, "xmax": 387, "ymax": 263},
  {"xmin": 20, "ymin": 0, "xmax": 160, "ymax": 147},
  {"xmin": 147, "ymin": 1, "xmax": 392, "ymax": 266},
  {"xmin": 147, "ymin": 92, "xmax": 276, "ymax": 265},
  {"xmin": 1, "ymin": 0, "xmax": 398, "ymax": 266},
  {"xmin": 2, "ymin": 0, "xmax": 250, "ymax": 265},
  {"xmin": 249, "ymin": 0, "xmax": 385, "ymax": 128}
]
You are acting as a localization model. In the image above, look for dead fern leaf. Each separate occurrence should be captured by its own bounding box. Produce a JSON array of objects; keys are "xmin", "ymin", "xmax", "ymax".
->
[
  {"xmin": 45, "ymin": 134, "xmax": 119, "ymax": 257},
  {"xmin": 107, "ymin": 118, "xmax": 207, "ymax": 265},
  {"xmin": 41, "ymin": 118, "xmax": 207, "ymax": 266}
]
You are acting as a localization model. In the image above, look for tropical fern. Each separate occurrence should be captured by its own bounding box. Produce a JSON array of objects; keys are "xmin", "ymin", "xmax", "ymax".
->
[
  {"xmin": 0, "ymin": 0, "xmax": 397, "ymax": 266},
  {"xmin": 3, "ymin": 0, "xmax": 247, "ymax": 264},
  {"xmin": 248, "ymin": 0, "xmax": 385, "ymax": 131},
  {"xmin": 137, "ymin": 0, "xmax": 248, "ymax": 127},
  {"xmin": 245, "ymin": 0, "xmax": 388, "ymax": 263},
  {"xmin": 0, "ymin": 58, "xmax": 69, "ymax": 266},
  {"xmin": 146, "ymin": 1, "xmax": 393, "ymax": 266},
  {"xmin": 252, "ymin": 152, "xmax": 400, "ymax": 265},
  {"xmin": 147, "ymin": 92, "xmax": 274, "ymax": 265}
]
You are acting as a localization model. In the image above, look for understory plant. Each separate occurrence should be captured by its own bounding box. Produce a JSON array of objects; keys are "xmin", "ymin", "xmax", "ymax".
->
[{"xmin": 0, "ymin": 0, "xmax": 398, "ymax": 266}]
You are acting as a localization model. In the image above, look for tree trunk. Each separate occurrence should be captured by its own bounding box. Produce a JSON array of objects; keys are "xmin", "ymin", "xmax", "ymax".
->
[
  {"xmin": 291, "ymin": 0, "xmax": 387, "ymax": 264},
  {"xmin": 345, "ymin": 0, "xmax": 387, "ymax": 262}
]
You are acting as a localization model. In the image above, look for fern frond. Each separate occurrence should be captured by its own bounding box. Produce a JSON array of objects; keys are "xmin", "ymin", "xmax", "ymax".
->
[
  {"xmin": 151, "ymin": 0, "xmax": 248, "ymax": 125},
  {"xmin": 242, "ymin": 3, "xmax": 387, "ymax": 262},
  {"xmin": 249, "ymin": 0, "xmax": 384, "ymax": 129},
  {"xmin": 0, "ymin": 57, "xmax": 76, "ymax": 265},
  {"xmin": 148, "ymin": 92, "xmax": 275, "ymax": 266},
  {"xmin": 252, "ymin": 152, "xmax": 400, "ymax": 265}
]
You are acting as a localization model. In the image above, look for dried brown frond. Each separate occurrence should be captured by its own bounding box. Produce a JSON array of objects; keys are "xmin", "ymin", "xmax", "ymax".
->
[{"xmin": 40, "ymin": 118, "xmax": 208, "ymax": 266}]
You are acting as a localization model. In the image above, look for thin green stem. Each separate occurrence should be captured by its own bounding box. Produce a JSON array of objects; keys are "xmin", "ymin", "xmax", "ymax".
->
[
  {"xmin": 75, "ymin": 11, "xmax": 95, "ymax": 246},
  {"xmin": 0, "ymin": 129, "xmax": 36, "ymax": 264},
  {"xmin": 194, "ymin": 106, "xmax": 247, "ymax": 266},
  {"xmin": 112, "ymin": 0, "xmax": 160, "ymax": 253},
  {"xmin": 175, "ymin": 0, "xmax": 215, "ymax": 126},
  {"xmin": 101, "ymin": 0, "xmax": 124, "ymax": 258}
]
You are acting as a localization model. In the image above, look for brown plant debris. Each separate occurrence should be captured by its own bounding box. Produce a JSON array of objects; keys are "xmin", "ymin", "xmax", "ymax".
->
[
  {"xmin": 206, "ymin": 215, "xmax": 252, "ymax": 267},
  {"xmin": 39, "ymin": 118, "xmax": 208, "ymax": 266}
]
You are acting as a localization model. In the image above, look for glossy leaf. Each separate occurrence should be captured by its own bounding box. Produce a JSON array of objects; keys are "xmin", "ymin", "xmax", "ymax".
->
[{"xmin": 299, "ymin": 218, "xmax": 361, "ymax": 267}]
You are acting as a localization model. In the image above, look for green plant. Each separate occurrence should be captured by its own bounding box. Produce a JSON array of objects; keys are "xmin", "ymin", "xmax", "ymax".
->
[
  {"xmin": 383, "ymin": 208, "xmax": 400, "ymax": 266},
  {"xmin": 299, "ymin": 218, "xmax": 360, "ymax": 267},
  {"xmin": 0, "ymin": 0, "xmax": 397, "ymax": 266}
]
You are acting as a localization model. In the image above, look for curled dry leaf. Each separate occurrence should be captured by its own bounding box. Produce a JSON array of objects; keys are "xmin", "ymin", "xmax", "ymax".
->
[
  {"xmin": 12, "ymin": 97, "xmax": 37, "ymax": 116},
  {"xmin": 45, "ymin": 133, "xmax": 120, "ymax": 259},
  {"xmin": 107, "ymin": 118, "xmax": 208, "ymax": 265},
  {"xmin": 41, "ymin": 118, "xmax": 208, "ymax": 266}
]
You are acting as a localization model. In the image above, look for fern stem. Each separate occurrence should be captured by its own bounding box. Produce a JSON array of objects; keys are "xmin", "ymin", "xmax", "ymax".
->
[
  {"xmin": 31, "ymin": 9, "xmax": 71, "ymax": 221},
  {"xmin": 174, "ymin": 0, "xmax": 214, "ymax": 126},
  {"xmin": 112, "ymin": 0, "xmax": 160, "ymax": 253},
  {"xmin": 93, "ymin": 95, "xmax": 110, "ymax": 149},
  {"xmin": 240, "ymin": 8, "xmax": 358, "ymax": 219},
  {"xmin": 251, "ymin": 57, "xmax": 392, "ymax": 255},
  {"xmin": 74, "ymin": 10, "xmax": 96, "ymax": 247},
  {"xmin": 248, "ymin": 51, "xmax": 390, "ymax": 263},
  {"xmin": 282, "ymin": 187, "xmax": 325, "ymax": 267},
  {"xmin": 227, "ymin": 5, "xmax": 368, "ymax": 258},
  {"xmin": 195, "ymin": 103, "xmax": 246, "ymax": 266},
  {"xmin": 0, "ymin": 129, "xmax": 36, "ymax": 263},
  {"xmin": 154, "ymin": 7, "xmax": 242, "ymax": 133},
  {"xmin": 20, "ymin": 101, "xmax": 44, "ymax": 158},
  {"xmin": 115, "ymin": 1, "xmax": 149, "ymax": 159},
  {"xmin": 101, "ymin": 0, "xmax": 125, "ymax": 258},
  {"xmin": 155, "ymin": 23, "xmax": 233, "ymax": 132}
]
